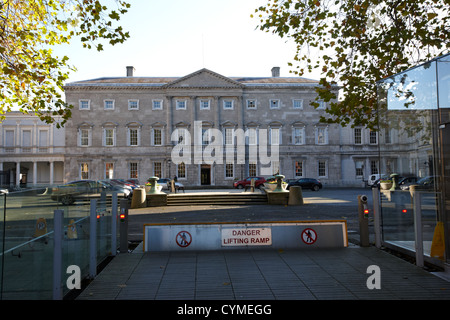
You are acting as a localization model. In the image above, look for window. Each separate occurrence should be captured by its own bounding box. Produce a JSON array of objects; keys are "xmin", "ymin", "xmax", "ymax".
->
[
  {"xmin": 105, "ymin": 162, "xmax": 114, "ymax": 179},
  {"xmin": 317, "ymin": 100, "xmax": 326, "ymax": 109},
  {"xmin": 316, "ymin": 127, "xmax": 328, "ymax": 145},
  {"xmin": 153, "ymin": 162, "xmax": 162, "ymax": 178},
  {"xmin": 200, "ymin": 99, "xmax": 210, "ymax": 110},
  {"xmin": 295, "ymin": 161, "xmax": 303, "ymax": 177},
  {"xmin": 129, "ymin": 129, "xmax": 138, "ymax": 146},
  {"xmin": 176, "ymin": 100, "xmax": 187, "ymax": 110},
  {"xmin": 22, "ymin": 130, "xmax": 31, "ymax": 152},
  {"xmin": 177, "ymin": 162, "xmax": 186, "ymax": 178},
  {"xmin": 354, "ymin": 128, "xmax": 362, "ymax": 144},
  {"xmin": 224, "ymin": 128, "xmax": 233, "ymax": 145},
  {"xmin": 5, "ymin": 130, "xmax": 14, "ymax": 152},
  {"xmin": 270, "ymin": 99, "xmax": 280, "ymax": 109},
  {"xmin": 292, "ymin": 127, "xmax": 305, "ymax": 145},
  {"xmin": 202, "ymin": 128, "xmax": 211, "ymax": 146},
  {"xmin": 104, "ymin": 128, "xmax": 115, "ymax": 146},
  {"xmin": 104, "ymin": 100, "xmax": 114, "ymax": 110},
  {"xmin": 128, "ymin": 100, "xmax": 139, "ymax": 110},
  {"xmin": 293, "ymin": 99, "xmax": 303, "ymax": 109},
  {"xmin": 247, "ymin": 128, "xmax": 257, "ymax": 145},
  {"xmin": 223, "ymin": 100, "xmax": 233, "ymax": 110},
  {"xmin": 79, "ymin": 100, "xmax": 90, "ymax": 110},
  {"xmin": 249, "ymin": 162, "xmax": 257, "ymax": 176},
  {"xmin": 152, "ymin": 128, "xmax": 162, "ymax": 146},
  {"xmin": 39, "ymin": 130, "xmax": 48, "ymax": 151},
  {"xmin": 176, "ymin": 128, "xmax": 188, "ymax": 145},
  {"xmin": 81, "ymin": 163, "xmax": 89, "ymax": 179},
  {"xmin": 152, "ymin": 100, "xmax": 163, "ymax": 110},
  {"xmin": 355, "ymin": 161, "xmax": 364, "ymax": 177},
  {"xmin": 247, "ymin": 99, "xmax": 256, "ymax": 109},
  {"xmin": 79, "ymin": 129, "xmax": 90, "ymax": 146},
  {"xmin": 225, "ymin": 162, "xmax": 234, "ymax": 178},
  {"xmin": 130, "ymin": 162, "xmax": 138, "ymax": 179},
  {"xmin": 270, "ymin": 128, "xmax": 280, "ymax": 145},
  {"xmin": 385, "ymin": 128, "xmax": 392, "ymax": 144},
  {"xmin": 272, "ymin": 161, "xmax": 280, "ymax": 175},
  {"xmin": 318, "ymin": 160, "xmax": 327, "ymax": 177},
  {"xmin": 369, "ymin": 130, "xmax": 378, "ymax": 144},
  {"xmin": 370, "ymin": 160, "xmax": 379, "ymax": 175}
]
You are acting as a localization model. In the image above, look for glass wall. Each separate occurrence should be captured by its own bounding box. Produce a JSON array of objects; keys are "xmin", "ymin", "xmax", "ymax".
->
[
  {"xmin": 0, "ymin": 185, "xmax": 122, "ymax": 299},
  {"xmin": 377, "ymin": 53, "xmax": 450, "ymax": 268}
]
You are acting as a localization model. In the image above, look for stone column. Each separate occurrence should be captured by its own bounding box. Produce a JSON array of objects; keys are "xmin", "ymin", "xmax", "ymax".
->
[
  {"xmin": 33, "ymin": 161, "xmax": 37, "ymax": 186},
  {"xmin": 49, "ymin": 161, "xmax": 54, "ymax": 185},
  {"xmin": 16, "ymin": 161, "xmax": 20, "ymax": 187}
]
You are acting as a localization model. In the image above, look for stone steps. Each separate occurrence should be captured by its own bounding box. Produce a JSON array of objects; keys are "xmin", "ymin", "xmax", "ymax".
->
[{"xmin": 166, "ymin": 193, "xmax": 268, "ymax": 206}]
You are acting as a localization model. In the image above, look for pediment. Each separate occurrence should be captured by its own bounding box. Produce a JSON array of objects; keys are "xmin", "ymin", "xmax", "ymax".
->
[{"xmin": 163, "ymin": 69, "xmax": 244, "ymax": 89}]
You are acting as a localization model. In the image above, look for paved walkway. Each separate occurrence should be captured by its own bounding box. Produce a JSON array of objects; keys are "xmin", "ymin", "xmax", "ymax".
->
[{"xmin": 76, "ymin": 244, "xmax": 450, "ymax": 300}]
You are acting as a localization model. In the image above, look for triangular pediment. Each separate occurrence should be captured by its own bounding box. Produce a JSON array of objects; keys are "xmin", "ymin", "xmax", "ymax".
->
[{"xmin": 163, "ymin": 69, "xmax": 244, "ymax": 89}]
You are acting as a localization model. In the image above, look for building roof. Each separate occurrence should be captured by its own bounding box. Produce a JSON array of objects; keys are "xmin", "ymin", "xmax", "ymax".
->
[{"xmin": 64, "ymin": 68, "xmax": 320, "ymax": 89}]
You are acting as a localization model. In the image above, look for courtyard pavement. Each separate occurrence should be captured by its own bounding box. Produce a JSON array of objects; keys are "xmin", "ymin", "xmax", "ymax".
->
[{"xmin": 75, "ymin": 188, "xmax": 450, "ymax": 304}]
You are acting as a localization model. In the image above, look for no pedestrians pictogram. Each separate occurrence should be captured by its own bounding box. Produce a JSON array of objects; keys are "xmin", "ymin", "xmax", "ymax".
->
[
  {"xmin": 301, "ymin": 228, "xmax": 317, "ymax": 245},
  {"xmin": 176, "ymin": 231, "xmax": 192, "ymax": 248}
]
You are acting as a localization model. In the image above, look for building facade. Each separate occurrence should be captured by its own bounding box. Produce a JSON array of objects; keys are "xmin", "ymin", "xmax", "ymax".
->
[
  {"xmin": 0, "ymin": 112, "xmax": 65, "ymax": 188},
  {"xmin": 61, "ymin": 67, "xmax": 380, "ymax": 188}
]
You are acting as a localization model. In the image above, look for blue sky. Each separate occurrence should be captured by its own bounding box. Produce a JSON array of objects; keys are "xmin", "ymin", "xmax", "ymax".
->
[{"xmin": 56, "ymin": 0, "xmax": 321, "ymax": 83}]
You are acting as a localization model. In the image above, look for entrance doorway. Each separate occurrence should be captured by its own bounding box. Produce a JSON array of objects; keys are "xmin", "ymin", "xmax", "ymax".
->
[{"xmin": 201, "ymin": 164, "xmax": 211, "ymax": 185}]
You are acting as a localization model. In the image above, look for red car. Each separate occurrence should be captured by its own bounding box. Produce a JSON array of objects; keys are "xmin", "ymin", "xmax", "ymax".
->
[{"xmin": 233, "ymin": 177, "xmax": 266, "ymax": 189}]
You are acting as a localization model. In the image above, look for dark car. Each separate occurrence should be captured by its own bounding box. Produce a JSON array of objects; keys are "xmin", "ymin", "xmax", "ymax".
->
[
  {"xmin": 51, "ymin": 180, "xmax": 108, "ymax": 205},
  {"xmin": 398, "ymin": 176, "xmax": 418, "ymax": 189},
  {"xmin": 400, "ymin": 176, "xmax": 436, "ymax": 190},
  {"xmin": 287, "ymin": 178, "xmax": 322, "ymax": 191},
  {"xmin": 233, "ymin": 177, "xmax": 266, "ymax": 189}
]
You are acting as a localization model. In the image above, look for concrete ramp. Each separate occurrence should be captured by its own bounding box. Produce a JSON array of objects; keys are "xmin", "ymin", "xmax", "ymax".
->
[{"xmin": 143, "ymin": 220, "xmax": 348, "ymax": 252}]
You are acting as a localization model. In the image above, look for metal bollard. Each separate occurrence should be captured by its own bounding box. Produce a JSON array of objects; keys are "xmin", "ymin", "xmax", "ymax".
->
[
  {"xmin": 119, "ymin": 199, "xmax": 129, "ymax": 253},
  {"xmin": 358, "ymin": 195, "xmax": 370, "ymax": 247}
]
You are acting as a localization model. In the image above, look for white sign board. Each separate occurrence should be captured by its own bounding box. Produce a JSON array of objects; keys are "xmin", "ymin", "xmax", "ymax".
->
[{"xmin": 222, "ymin": 227, "xmax": 272, "ymax": 246}]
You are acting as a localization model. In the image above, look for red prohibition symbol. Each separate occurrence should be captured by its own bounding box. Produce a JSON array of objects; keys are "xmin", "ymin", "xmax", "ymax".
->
[
  {"xmin": 176, "ymin": 231, "xmax": 192, "ymax": 248},
  {"xmin": 301, "ymin": 228, "xmax": 317, "ymax": 245}
]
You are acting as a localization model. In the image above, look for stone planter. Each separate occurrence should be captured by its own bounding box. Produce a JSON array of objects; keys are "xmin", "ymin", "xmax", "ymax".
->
[
  {"xmin": 145, "ymin": 185, "xmax": 163, "ymax": 194},
  {"xmin": 264, "ymin": 183, "xmax": 287, "ymax": 191},
  {"xmin": 380, "ymin": 182, "xmax": 392, "ymax": 190}
]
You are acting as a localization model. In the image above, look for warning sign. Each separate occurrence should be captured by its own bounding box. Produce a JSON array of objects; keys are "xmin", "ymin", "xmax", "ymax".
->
[
  {"xmin": 222, "ymin": 227, "xmax": 272, "ymax": 246},
  {"xmin": 176, "ymin": 231, "xmax": 192, "ymax": 248},
  {"xmin": 301, "ymin": 228, "xmax": 317, "ymax": 245}
]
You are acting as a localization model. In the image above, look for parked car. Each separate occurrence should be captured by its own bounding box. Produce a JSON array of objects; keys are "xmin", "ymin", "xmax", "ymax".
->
[
  {"xmin": 398, "ymin": 176, "xmax": 418, "ymax": 189},
  {"xmin": 99, "ymin": 180, "xmax": 131, "ymax": 198},
  {"xmin": 400, "ymin": 176, "xmax": 436, "ymax": 190},
  {"xmin": 286, "ymin": 178, "xmax": 322, "ymax": 191},
  {"xmin": 367, "ymin": 174, "xmax": 382, "ymax": 187},
  {"xmin": 233, "ymin": 177, "xmax": 266, "ymax": 189},
  {"xmin": 51, "ymin": 180, "xmax": 123, "ymax": 205}
]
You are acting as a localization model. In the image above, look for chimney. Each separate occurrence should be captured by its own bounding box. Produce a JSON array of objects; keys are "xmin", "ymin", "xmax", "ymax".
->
[
  {"xmin": 271, "ymin": 67, "xmax": 280, "ymax": 77},
  {"xmin": 126, "ymin": 66, "xmax": 134, "ymax": 77}
]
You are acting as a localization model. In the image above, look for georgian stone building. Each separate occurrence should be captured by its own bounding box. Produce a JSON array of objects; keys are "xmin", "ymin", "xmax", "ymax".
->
[
  {"xmin": 62, "ymin": 67, "xmax": 380, "ymax": 187},
  {"xmin": 0, "ymin": 112, "xmax": 65, "ymax": 188}
]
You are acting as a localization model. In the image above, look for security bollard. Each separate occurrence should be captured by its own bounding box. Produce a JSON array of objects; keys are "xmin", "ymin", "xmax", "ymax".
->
[
  {"xmin": 119, "ymin": 199, "xmax": 129, "ymax": 253},
  {"xmin": 358, "ymin": 195, "xmax": 370, "ymax": 247}
]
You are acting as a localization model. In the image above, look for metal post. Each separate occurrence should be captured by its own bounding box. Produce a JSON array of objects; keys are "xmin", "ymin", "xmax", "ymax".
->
[
  {"xmin": 413, "ymin": 191, "xmax": 424, "ymax": 268},
  {"xmin": 52, "ymin": 209, "xmax": 64, "ymax": 300},
  {"xmin": 358, "ymin": 195, "xmax": 370, "ymax": 247},
  {"xmin": 89, "ymin": 199, "xmax": 97, "ymax": 278},
  {"xmin": 119, "ymin": 199, "xmax": 129, "ymax": 253},
  {"xmin": 372, "ymin": 187, "xmax": 382, "ymax": 248},
  {"xmin": 111, "ymin": 193, "xmax": 118, "ymax": 256}
]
